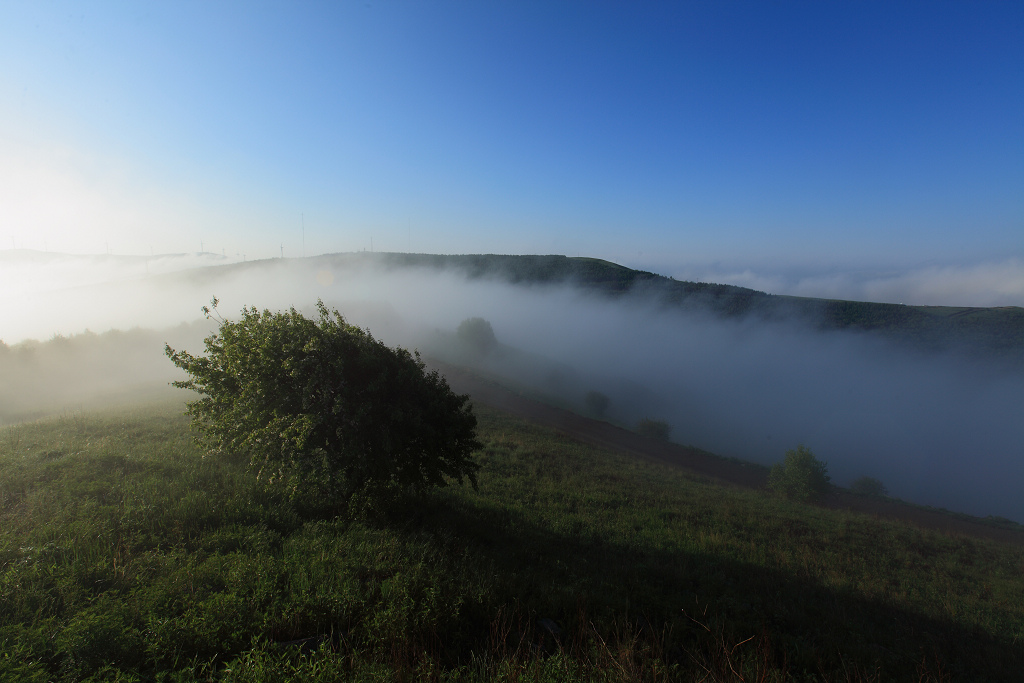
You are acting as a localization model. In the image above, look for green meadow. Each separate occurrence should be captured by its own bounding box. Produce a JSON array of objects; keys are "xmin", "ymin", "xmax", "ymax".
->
[{"xmin": 2, "ymin": 400, "xmax": 1022, "ymax": 681}]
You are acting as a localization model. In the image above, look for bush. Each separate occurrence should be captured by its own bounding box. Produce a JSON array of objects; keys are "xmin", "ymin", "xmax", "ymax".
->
[
  {"xmin": 583, "ymin": 390, "xmax": 609, "ymax": 419},
  {"xmin": 456, "ymin": 317, "xmax": 497, "ymax": 356},
  {"xmin": 768, "ymin": 444, "xmax": 831, "ymax": 503},
  {"xmin": 636, "ymin": 418, "xmax": 670, "ymax": 441},
  {"xmin": 850, "ymin": 476, "xmax": 888, "ymax": 498},
  {"xmin": 166, "ymin": 300, "xmax": 481, "ymax": 505}
]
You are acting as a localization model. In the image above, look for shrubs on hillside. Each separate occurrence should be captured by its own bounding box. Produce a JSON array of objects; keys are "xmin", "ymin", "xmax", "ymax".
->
[
  {"xmin": 166, "ymin": 299, "xmax": 481, "ymax": 508},
  {"xmin": 583, "ymin": 390, "xmax": 609, "ymax": 419},
  {"xmin": 637, "ymin": 418, "xmax": 671, "ymax": 441},
  {"xmin": 456, "ymin": 317, "xmax": 497, "ymax": 356},
  {"xmin": 850, "ymin": 476, "xmax": 888, "ymax": 498},
  {"xmin": 768, "ymin": 444, "xmax": 831, "ymax": 503}
]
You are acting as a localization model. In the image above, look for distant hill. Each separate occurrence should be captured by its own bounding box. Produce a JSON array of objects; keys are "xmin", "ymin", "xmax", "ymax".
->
[
  {"xmin": 303, "ymin": 252, "xmax": 1024, "ymax": 363},
  {"xmin": 27, "ymin": 249, "xmax": 1015, "ymax": 363}
]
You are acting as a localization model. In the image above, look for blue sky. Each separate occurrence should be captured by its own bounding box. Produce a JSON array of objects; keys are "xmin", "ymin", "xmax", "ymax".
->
[{"xmin": 2, "ymin": 1, "xmax": 1021, "ymax": 304}]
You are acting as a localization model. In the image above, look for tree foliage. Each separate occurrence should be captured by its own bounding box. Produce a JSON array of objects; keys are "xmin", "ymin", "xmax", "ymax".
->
[
  {"xmin": 768, "ymin": 444, "xmax": 831, "ymax": 503},
  {"xmin": 850, "ymin": 476, "xmax": 888, "ymax": 498},
  {"xmin": 456, "ymin": 317, "xmax": 498, "ymax": 356},
  {"xmin": 637, "ymin": 418, "xmax": 671, "ymax": 441},
  {"xmin": 584, "ymin": 390, "xmax": 609, "ymax": 419},
  {"xmin": 165, "ymin": 300, "xmax": 480, "ymax": 502}
]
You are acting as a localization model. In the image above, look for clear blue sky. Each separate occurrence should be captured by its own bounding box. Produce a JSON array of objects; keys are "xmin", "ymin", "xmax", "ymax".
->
[{"xmin": 2, "ymin": 1, "xmax": 1021, "ymax": 303}]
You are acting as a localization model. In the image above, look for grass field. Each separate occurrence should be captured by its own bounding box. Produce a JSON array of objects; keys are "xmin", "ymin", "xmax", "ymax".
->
[{"xmin": 2, "ymin": 400, "xmax": 1022, "ymax": 681}]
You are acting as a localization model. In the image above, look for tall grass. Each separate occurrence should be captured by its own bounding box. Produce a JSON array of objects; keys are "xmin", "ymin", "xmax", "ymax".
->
[{"xmin": 1, "ymin": 401, "xmax": 1021, "ymax": 681}]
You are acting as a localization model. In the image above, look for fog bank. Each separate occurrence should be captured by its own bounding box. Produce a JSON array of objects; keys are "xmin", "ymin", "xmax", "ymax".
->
[
  {"xmin": 671, "ymin": 258, "xmax": 1024, "ymax": 307},
  {"xmin": 3, "ymin": 253, "xmax": 1022, "ymax": 522}
]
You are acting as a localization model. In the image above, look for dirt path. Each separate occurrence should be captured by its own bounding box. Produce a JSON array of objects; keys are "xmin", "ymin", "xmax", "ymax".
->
[{"xmin": 434, "ymin": 361, "xmax": 1024, "ymax": 547}]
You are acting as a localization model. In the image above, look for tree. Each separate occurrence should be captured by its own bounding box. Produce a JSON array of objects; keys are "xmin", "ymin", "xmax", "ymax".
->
[
  {"xmin": 166, "ymin": 299, "xmax": 481, "ymax": 504},
  {"xmin": 456, "ymin": 317, "xmax": 497, "ymax": 356},
  {"xmin": 637, "ymin": 418, "xmax": 671, "ymax": 441},
  {"xmin": 850, "ymin": 476, "xmax": 888, "ymax": 498},
  {"xmin": 584, "ymin": 390, "xmax": 609, "ymax": 419},
  {"xmin": 767, "ymin": 444, "xmax": 831, "ymax": 503}
]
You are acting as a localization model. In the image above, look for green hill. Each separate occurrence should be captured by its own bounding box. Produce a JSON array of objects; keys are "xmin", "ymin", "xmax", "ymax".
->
[
  {"xmin": 2, "ymin": 400, "xmax": 1022, "ymax": 681},
  {"xmin": 298, "ymin": 252, "xmax": 1024, "ymax": 361},
  {"xmin": 32, "ymin": 250, "xmax": 1017, "ymax": 362}
]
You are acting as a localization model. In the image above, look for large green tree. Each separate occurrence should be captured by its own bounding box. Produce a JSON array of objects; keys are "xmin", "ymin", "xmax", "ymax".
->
[{"xmin": 166, "ymin": 300, "xmax": 480, "ymax": 502}]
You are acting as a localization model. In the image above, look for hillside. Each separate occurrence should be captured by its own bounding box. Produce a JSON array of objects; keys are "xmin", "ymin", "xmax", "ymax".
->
[
  {"xmin": 434, "ymin": 359, "xmax": 1024, "ymax": 545},
  {"xmin": 207, "ymin": 252, "xmax": 1024, "ymax": 361},
  {"xmin": 373, "ymin": 252, "xmax": 1024, "ymax": 358},
  {"xmin": 6, "ymin": 249, "xmax": 1021, "ymax": 360},
  {"xmin": 1, "ymin": 399, "xmax": 1022, "ymax": 681}
]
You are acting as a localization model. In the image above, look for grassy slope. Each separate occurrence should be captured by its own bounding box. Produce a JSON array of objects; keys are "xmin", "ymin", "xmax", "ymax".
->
[{"xmin": 2, "ymin": 401, "xmax": 1022, "ymax": 682}]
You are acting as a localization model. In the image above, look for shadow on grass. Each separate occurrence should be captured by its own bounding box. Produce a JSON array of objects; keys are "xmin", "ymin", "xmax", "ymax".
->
[{"xmin": 378, "ymin": 491, "xmax": 1024, "ymax": 681}]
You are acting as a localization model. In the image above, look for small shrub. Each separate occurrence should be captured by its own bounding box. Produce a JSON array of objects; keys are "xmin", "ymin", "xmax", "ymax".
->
[
  {"xmin": 768, "ymin": 444, "xmax": 831, "ymax": 503},
  {"xmin": 636, "ymin": 418, "xmax": 670, "ymax": 441},
  {"xmin": 457, "ymin": 317, "xmax": 498, "ymax": 356},
  {"xmin": 583, "ymin": 391, "xmax": 609, "ymax": 419},
  {"xmin": 850, "ymin": 476, "xmax": 888, "ymax": 498}
]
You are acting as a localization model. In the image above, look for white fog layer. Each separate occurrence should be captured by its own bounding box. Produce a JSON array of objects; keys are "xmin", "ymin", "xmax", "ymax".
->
[
  {"xmin": 2, "ymin": 253, "xmax": 1022, "ymax": 522},
  {"xmin": 671, "ymin": 258, "xmax": 1024, "ymax": 307}
]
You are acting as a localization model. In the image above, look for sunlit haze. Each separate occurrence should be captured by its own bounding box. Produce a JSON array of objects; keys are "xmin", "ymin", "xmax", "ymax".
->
[
  {"xmin": 1, "ymin": 1, "xmax": 1021, "ymax": 306},
  {"xmin": 2, "ymin": 2, "xmax": 1023, "ymax": 523},
  {"xmin": 3, "ymin": 254, "xmax": 1023, "ymax": 522}
]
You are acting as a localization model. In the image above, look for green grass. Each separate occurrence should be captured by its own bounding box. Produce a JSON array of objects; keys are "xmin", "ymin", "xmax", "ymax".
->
[{"xmin": 2, "ymin": 401, "xmax": 1023, "ymax": 681}]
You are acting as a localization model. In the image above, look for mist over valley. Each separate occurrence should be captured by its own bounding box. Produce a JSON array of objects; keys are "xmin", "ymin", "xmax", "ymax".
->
[
  {"xmin": 3, "ymin": 250, "xmax": 1022, "ymax": 523},
  {"xmin": 5, "ymin": 4, "xmax": 1023, "ymax": 677}
]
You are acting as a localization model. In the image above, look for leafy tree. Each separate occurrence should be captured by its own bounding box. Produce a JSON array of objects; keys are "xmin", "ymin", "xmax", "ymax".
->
[
  {"xmin": 637, "ymin": 418, "xmax": 671, "ymax": 441},
  {"xmin": 456, "ymin": 317, "xmax": 497, "ymax": 356},
  {"xmin": 166, "ymin": 299, "xmax": 480, "ymax": 505},
  {"xmin": 850, "ymin": 476, "xmax": 888, "ymax": 498},
  {"xmin": 768, "ymin": 444, "xmax": 831, "ymax": 503}
]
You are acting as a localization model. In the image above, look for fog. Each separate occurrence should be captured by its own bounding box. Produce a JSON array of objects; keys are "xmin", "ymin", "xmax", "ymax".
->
[
  {"xmin": 3, "ymin": 252, "xmax": 1022, "ymax": 522},
  {"xmin": 671, "ymin": 257, "xmax": 1024, "ymax": 307}
]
